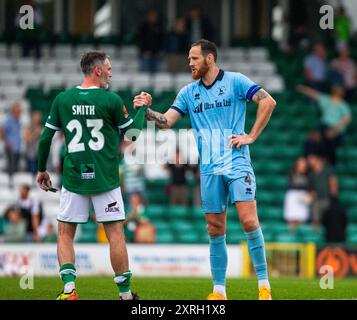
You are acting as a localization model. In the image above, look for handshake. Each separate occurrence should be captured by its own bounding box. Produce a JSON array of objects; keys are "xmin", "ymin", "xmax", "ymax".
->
[{"xmin": 133, "ymin": 92, "xmax": 152, "ymax": 110}]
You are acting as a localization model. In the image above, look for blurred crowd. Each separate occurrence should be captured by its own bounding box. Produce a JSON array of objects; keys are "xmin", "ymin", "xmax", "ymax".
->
[
  {"xmin": 282, "ymin": 7, "xmax": 356, "ymax": 241},
  {"xmin": 0, "ymin": 184, "xmax": 56, "ymax": 243}
]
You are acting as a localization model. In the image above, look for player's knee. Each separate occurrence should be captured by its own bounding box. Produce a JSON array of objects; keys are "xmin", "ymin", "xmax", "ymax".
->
[
  {"xmin": 241, "ymin": 217, "xmax": 259, "ymax": 232},
  {"xmin": 206, "ymin": 221, "xmax": 226, "ymax": 236}
]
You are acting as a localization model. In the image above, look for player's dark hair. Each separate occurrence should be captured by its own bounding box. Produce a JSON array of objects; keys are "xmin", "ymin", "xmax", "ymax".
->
[
  {"xmin": 80, "ymin": 51, "xmax": 109, "ymax": 76},
  {"xmin": 191, "ymin": 39, "xmax": 217, "ymax": 62}
]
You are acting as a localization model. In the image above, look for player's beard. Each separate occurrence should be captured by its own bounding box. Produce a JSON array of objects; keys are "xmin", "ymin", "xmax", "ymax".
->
[
  {"xmin": 192, "ymin": 59, "xmax": 209, "ymax": 80},
  {"xmin": 100, "ymin": 75, "xmax": 110, "ymax": 89}
]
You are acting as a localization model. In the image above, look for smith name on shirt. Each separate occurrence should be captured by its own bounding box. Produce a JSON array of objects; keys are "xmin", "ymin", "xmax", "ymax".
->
[
  {"xmin": 72, "ymin": 105, "xmax": 96, "ymax": 115},
  {"xmin": 72, "ymin": 105, "xmax": 95, "ymax": 116}
]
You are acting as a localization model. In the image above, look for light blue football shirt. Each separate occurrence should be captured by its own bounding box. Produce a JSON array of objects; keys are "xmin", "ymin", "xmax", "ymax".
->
[{"xmin": 171, "ymin": 70, "xmax": 260, "ymax": 175}]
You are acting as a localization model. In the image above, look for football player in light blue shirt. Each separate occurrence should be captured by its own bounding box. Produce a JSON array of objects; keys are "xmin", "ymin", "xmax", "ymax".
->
[{"xmin": 134, "ymin": 39, "xmax": 276, "ymax": 300}]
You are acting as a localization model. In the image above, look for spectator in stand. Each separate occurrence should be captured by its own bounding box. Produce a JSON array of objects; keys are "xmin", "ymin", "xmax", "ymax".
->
[
  {"xmin": 297, "ymin": 84, "xmax": 352, "ymax": 166},
  {"xmin": 166, "ymin": 148, "xmax": 190, "ymax": 206},
  {"xmin": 284, "ymin": 157, "xmax": 311, "ymax": 231},
  {"xmin": 185, "ymin": 6, "xmax": 215, "ymax": 43},
  {"xmin": 335, "ymin": 6, "xmax": 352, "ymax": 51},
  {"xmin": 15, "ymin": 184, "xmax": 42, "ymax": 242},
  {"xmin": 165, "ymin": 17, "xmax": 190, "ymax": 73},
  {"xmin": 2, "ymin": 207, "xmax": 26, "ymax": 243},
  {"xmin": 303, "ymin": 130, "xmax": 328, "ymax": 160},
  {"xmin": 303, "ymin": 43, "xmax": 328, "ymax": 92},
  {"xmin": 124, "ymin": 192, "xmax": 154, "ymax": 243},
  {"xmin": 307, "ymin": 154, "xmax": 338, "ymax": 229},
  {"xmin": 38, "ymin": 218, "xmax": 57, "ymax": 243},
  {"xmin": 23, "ymin": 111, "xmax": 43, "ymax": 178},
  {"xmin": 330, "ymin": 47, "xmax": 357, "ymax": 102},
  {"xmin": 0, "ymin": 102, "xmax": 22, "ymax": 189},
  {"xmin": 138, "ymin": 9, "xmax": 164, "ymax": 73}
]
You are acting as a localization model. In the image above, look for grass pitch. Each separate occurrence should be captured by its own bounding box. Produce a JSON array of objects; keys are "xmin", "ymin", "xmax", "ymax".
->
[{"xmin": 1, "ymin": 277, "xmax": 357, "ymax": 300}]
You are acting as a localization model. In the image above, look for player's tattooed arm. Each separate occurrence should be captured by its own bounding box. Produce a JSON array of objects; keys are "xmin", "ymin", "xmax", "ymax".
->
[
  {"xmin": 145, "ymin": 108, "xmax": 181, "ymax": 129},
  {"xmin": 248, "ymin": 88, "xmax": 276, "ymax": 142},
  {"xmin": 145, "ymin": 108, "xmax": 169, "ymax": 128},
  {"xmin": 252, "ymin": 88, "xmax": 269, "ymax": 104}
]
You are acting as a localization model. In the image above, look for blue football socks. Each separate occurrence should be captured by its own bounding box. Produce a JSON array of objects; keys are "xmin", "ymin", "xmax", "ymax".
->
[
  {"xmin": 209, "ymin": 235, "xmax": 228, "ymax": 288},
  {"xmin": 245, "ymin": 227, "xmax": 269, "ymax": 281}
]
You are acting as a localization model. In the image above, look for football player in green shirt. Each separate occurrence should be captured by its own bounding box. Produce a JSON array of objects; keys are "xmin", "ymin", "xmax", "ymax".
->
[{"xmin": 36, "ymin": 51, "xmax": 149, "ymax": 300}]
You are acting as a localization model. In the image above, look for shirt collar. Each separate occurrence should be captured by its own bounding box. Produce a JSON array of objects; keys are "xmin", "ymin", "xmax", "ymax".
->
[
  {"xmin": 199, "ymin": 69, "xmax": 224, "ymax": 89},
  {"xmin": 77, "ymin": 86, "xmax": 99, "ymax": 89}
]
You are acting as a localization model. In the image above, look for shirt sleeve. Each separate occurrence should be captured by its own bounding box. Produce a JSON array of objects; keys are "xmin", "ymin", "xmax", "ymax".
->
[
  {"xmin": 45, "ymin": 95, "xmax": 62, "ymax": 131},
  {"xmin": 170, "ymin": 86, "xmax": 188, "ymax": 116},
  {"xmin": 317, "ymin": 94, "xmax": 330, "ymax": 113},
  {"xmin": 235, "ymin": 73, "xmax": 261, "ymax": 101},
  {"xmin": 114, "ymin": 94, "xmax": 133, "ymax": 129}
]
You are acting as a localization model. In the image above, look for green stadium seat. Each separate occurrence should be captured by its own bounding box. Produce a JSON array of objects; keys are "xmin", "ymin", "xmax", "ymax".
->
[
  {"xmin": 347, "ymin": 224, "xmax": 357, "ymax": 238},
  {"xmin": 347, "ymin": 206, "xmax": 357, "ymax": 223},
  {"xmin": 176, "ymin": 232, "xmax": 201, "ymax": 243},
  {"xmin": 191, "ymin": 207, "xmax": 205, "ymax": 220},
  {"xmin": 193, "ymin": 220, "xmax": 207, "ymax": 234},
  {"xmin": 152, "ymin": 220, "xmax": 171, "ymax": 232},
  {"xmin": 347, "ymin": 233, "xmax": 357, "ymax": 245},
  {"xmin": 275, "ymin": 232, "xmax": 299, "ymax": 243},
  {"xmin": 226, "ymin": 221, "xmax": 245, "ymax": 243},
  {"xmin": 78, "ymin": 221, "xmax": 98, "ymax": 243},
  {"xmin": 198, "ymin": 231, "xmax": 210, "ymax": 243},
  {"xmin": 262, "ymin": 222, "xmax": 289, "ymax": 235},
  {"xmin": 226, "ymin": 205, "xmax": 237, "ymax": 220},
  {"xmin": 256, "ymin": 191, "xmax": 274, "ymax": 205},
  {"xmin": 258, "ymin": 205, "xmax": 283, "ymax": 221},
  {"xmin": 0, "ymin": 217, "xmax": 4, "ymax": 235},
  {"xmin": 295, "ymin": 224, "xmax": 325, "ymax": 244},
  {"xmin": 339, "ymin": 177, "xmax": 357, "ymax": 191},
  {"xmin": 147, "ymin": 190, "xmax": 167, "ymax": 205},
  {"xmin": 260, "ymin": 231, "xmax": 275, "ymax": 242},
  {"xmin": 226, "ymin": 232, "xmax": 246, "ymax": 244},
  {"xmin": 156, "ymin": 230, "xmax": 175, "ymax": 243},
  {"xmin": 168, "ymin": 206, "xmax": 189, "ymax": 219},
  {"xmin": 340, "ymin": 193, "xmax": 357, "ymax": 209},
  {"xmin": 144, "ymin": 205, "xmax": 165, "ymax": 219},
  {"xmin": 173, "ymin": 219, "xmax": 194, "ymax": 229}
]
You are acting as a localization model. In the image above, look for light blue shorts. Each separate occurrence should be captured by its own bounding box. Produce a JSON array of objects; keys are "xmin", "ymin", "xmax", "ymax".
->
[{"xmin": 200, "ymin": 171, "xmax": 256, "ymax": 213}]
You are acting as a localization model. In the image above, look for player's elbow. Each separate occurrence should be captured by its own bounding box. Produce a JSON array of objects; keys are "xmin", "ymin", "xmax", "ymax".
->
[
  {"xmin": 262, "ymin": 96, "xmax": 276, "ymax": 111},
  {"xmin": 269, "ymin": 96, "xmax": 277, "ymax": 109}
]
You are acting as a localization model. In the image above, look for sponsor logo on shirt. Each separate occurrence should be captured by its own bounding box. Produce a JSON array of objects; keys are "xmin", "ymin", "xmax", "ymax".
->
[
  {"xmin": 193, "ymin": 99, "xmax": 232, "ymax": 114},
  {"xmin": 80, "ymin": 164, "xmax": 95, "ymax": 180}
]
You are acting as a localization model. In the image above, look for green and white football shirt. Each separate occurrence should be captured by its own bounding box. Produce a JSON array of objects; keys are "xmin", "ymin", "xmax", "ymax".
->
[{"xmin": 45, "ymin": 86, "xmax": 133, "ymax": 194}]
